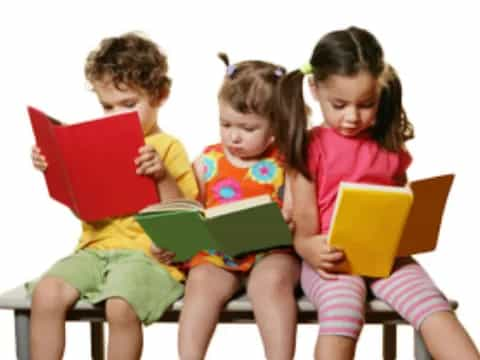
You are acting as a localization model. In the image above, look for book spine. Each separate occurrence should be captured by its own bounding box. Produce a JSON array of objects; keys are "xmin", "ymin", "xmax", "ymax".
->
[
  {"xmin": 54, "ymin": 126, "xmax": 80, "ymax": 215},
  {"xmin": 28, "ymin": 107, "xmax": 76, "ymax": 211}
]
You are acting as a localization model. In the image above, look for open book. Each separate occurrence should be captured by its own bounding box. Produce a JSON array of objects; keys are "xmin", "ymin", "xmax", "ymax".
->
[
  {"xmin": 28, "ymin": 106, "xmax": 159, "ymax": 222},
  {"xmin": 135, "ymin": 194, "xmax": 293, "ymax": 262},
  {"xmin": 328, "ymin": 174, "xmax": 454, "ymax": 277}
]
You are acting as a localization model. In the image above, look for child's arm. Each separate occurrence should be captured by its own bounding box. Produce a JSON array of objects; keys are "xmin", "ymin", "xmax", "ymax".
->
[
  {"xmin": 291, "ymin": 172, "xmax": 344, "ymax": 279},
  {"xmin": 135, "ymin": 144, "xmax": 183, "ymax": 202},
  {"xmin": 135, "ymin": 144, "xmax": 184, "ymax": 264},
  {"xmin": 281, "ymin": 170, "xmax": 295, "ymax": 231},
  {"xmin": 192, "ymin": 155, "xmax": 206, "ymax": 204}
]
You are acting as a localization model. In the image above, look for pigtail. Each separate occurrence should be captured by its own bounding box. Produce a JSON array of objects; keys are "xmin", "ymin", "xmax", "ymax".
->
[
  {"xmin": 274, "ymin": 70, "xmax": 310, "ymax": 178},
  {"xmin": 218, "ymin": 53, "xmax": 230, "ymax": 67},
  {"xmin": 373, "ymin": 65, "xmax": 414, "ymax": 151}
]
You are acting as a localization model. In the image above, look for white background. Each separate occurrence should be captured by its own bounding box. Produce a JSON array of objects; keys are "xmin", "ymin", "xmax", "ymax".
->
[{"xmin": 0, "ymin": 1, "xmax": 479, "ymax": 359}]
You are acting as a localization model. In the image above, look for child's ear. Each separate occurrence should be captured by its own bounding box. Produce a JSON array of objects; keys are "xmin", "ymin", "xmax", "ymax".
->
[
  {"xmin": 308, "ymin": 77, "xmax": 320, "ymax": 101},
  {"xmin": 151, "ymin": 88, "xmax": 170, "ymax": 107}
]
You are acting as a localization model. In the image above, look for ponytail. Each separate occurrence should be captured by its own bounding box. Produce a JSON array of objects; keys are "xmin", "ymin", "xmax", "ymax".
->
[
  {"xmin": 372, "ymin": 65, "xmax": 414, "ymax": 151},
  {"xmin": 274, "ymin": 70, "xmax": 310, "ymax": 178}
]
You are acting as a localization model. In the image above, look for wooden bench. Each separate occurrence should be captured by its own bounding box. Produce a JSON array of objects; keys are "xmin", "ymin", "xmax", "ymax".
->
[{"xmin": 0, "ymin": 286, "xmax": 456, "ymax": 359}]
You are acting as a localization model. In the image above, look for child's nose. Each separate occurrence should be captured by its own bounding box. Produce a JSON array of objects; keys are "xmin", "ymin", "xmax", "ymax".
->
[
  {"xmin": 230, "ymin": 130, "xmax": 242, "ymax": 143},
  {"xmin": 345, "ymin": 107, "xmax": 360, "ymax": 124}
]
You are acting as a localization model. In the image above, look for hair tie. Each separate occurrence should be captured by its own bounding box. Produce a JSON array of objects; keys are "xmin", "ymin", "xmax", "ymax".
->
[
  {"xmin": 300, "ymin": 63, "xmax": 313, "ymax": 75},
  {"xmin": 226, "ymin": 64, "xmax": 236, "ymax": 77},
  {"xmin": 274, "ymin": 68, "xmax": 285, "ymax": 77}
]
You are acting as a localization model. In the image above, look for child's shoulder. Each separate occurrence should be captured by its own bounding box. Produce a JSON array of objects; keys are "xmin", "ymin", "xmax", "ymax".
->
[
  {"xmin": 309, "ymin": 125, "xmax": 337, "ymax": 138},
  {"xmin": 201, "ymin": 143, "xmax": 223, "ymax": 155},
  {"xmin": 145, "ymin": 131, "xmax": 189, "ymax": 157},
  {"xmin": 308, "ymin": 126, "xmax": 333, "ymax": 148},
  {"xmin": 146, "ymin": 131, "xmax": 184, "ymax": 147}
]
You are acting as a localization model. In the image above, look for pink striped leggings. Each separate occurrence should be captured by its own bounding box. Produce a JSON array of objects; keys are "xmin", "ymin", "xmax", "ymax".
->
[{"xmin": 301, "ymin": 258, "xmax": 452, "ymax": 339}]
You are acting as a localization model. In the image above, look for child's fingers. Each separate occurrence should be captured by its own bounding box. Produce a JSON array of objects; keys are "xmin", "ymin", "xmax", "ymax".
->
[
  {"xmin": 157, "ymin": 252, "xmax": 175, "ymax": 265},
  {"xmin": 317, "ymin": 268, "xmax": 338, "ymax": 280},
  {"xmin": 150, "ymin": 243, "xmax": 162, "ymax": 253},
  {"xmin": 281, "ymin": 207, "xmax": 292, "ymax": 222},
  {"xmin": 31, "ymin": 154, "xmax": 48, "ymax": 171},
  {"xmin": 135, "ymin": 157, "xmax": 158, "ymax": 173},
  {"xmin": 134, "ymin": 151, "xmax": 156, "ymax": 166},
  {"xmin": 137, "ymin": 161, "xmax": 166, "ymax": 181},
  {"xmin": 137, "ymin": 144, "xmax": 155, "ymax": 154},
  {"xmin": 321, "ymin": 251, "xmax": 344, "ymax": 263},
  {"xmin": 288, "ymin": 220, "xmax": 296, "ymax": 232}
]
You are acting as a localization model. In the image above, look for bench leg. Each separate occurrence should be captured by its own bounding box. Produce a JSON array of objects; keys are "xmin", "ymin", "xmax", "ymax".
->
[
  {"xmin": 414, "ymin": 330, "xmax": 432, "ymax": 360},
  {"xmin": 383, "ymin": 324, "xmax": 397, "ymax": 360},
  {"xmin": 90, "ymin": 322, "xmax": 105, "ymax": 360},
  {"xmin": 14, "ymin": 311, "xmax": 30, "ymax": 360}
]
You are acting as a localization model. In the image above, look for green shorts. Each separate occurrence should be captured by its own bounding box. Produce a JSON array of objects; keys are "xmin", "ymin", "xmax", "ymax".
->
[{"xmin": 26, "ymin": 249, "xmax": 184, "ymax": 325}]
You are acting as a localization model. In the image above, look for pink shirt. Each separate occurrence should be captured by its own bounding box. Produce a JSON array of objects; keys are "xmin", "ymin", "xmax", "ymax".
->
[{"xmin": 308, "ymin": 126, "xmax": 412, "ymax": 234}]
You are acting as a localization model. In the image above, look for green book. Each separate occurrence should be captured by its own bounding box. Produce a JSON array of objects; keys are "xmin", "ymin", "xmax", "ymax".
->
[{"xmin": 135, "ymin": 195, "xmax": 292, "ymax": 262}]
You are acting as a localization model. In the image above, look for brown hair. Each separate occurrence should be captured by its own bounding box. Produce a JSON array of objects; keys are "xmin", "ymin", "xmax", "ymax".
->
[
  {"xmin": 274, "ymin": 26, "xmax": 414, "ymax": 178},
  {"xmin": 217, "ymin": 53, "xmax": 286, "ymax": 125},
  {"xmin": 85, "ymin": 32, "xmax": 171, "ymax": 105}
]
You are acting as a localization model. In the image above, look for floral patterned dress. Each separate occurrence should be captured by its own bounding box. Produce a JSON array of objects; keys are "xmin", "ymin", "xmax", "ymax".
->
[{"xmin": 185, "ymin": 143, "xmax": 287, "ymax": 272}]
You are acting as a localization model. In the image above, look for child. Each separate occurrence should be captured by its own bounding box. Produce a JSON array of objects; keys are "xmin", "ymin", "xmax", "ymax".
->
[
  {"xmin": 275, "ymin": 26, "xmax": 480, "ymax": 360},
  {"xmin": 28, "ymin": 33, "xmax": 198, "ymax": 360},
  {"xmin": 176, "ymin": 54, "xmax": 300, "ymax": 360}
]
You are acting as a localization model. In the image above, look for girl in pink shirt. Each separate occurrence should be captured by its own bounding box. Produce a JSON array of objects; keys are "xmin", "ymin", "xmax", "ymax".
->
[{"xmin": 275, "ymin": 26, "xmax": 479, "ymax": 359}]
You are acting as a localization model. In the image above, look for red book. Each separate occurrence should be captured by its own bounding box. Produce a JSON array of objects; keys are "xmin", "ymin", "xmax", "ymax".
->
[{"xmin": 28, "ymin": 106, "xmax": 160, "ymax": 221}]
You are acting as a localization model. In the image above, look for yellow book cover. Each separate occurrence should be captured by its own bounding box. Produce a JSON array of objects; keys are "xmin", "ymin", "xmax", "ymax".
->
[{"xmin": 328, "ymin": 174, "xmax": 454, "ymax": 278}]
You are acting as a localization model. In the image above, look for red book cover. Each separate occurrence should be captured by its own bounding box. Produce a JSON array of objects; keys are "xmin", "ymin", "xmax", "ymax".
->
[{"xmin": 28, "ymin": 106, "xmax": 160, "ymax": 221}]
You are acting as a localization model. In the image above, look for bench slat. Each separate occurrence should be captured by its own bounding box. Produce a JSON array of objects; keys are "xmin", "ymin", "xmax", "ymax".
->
[{"xmin": 0, "ymin": 285, "xmax": 458, "ymax": 322}]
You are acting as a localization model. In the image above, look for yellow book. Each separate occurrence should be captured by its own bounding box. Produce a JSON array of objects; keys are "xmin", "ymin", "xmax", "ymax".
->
[{"xmin": 328, "ymin": 174, "xmax": 454, "ymax": 277}]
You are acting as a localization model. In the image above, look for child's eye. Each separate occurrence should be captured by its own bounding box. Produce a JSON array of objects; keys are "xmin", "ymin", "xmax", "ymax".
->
[
  {"xmin": 102, "ymin": 104, "xmax": 113, "ymax": 111},
  {"xmin": 359, "ymin": 102, "xmax": 375, "ymax": 109},
  {"xmin": 332, "ymin": 103, "xmax": 346, "ymax": 110},
  {"xmin": 124, "ymin": 102, "xmax": 137, "ymax": 108},
  {"xmin": 221, "ymin": 123, "xmax": 231, "ymax": 128},
  {"xmin": 243, "ymin": 127, "xmax": 256, "ymax": 132}
]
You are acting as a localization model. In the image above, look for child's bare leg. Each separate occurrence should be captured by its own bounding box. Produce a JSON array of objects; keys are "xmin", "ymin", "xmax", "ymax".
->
[
  {"xmin": 105, "ymin": 298, "xmax": 143, "ymax": 360},
  {"xmin": 30, "ymin": 276, "xmax": 80, "ymax": 360},
  {"xmin": 246, "ymin": 253, "xmax": 300, "ymax": 360},
  {"xmin": 178, "ymin": 263, "xmax": 241, "ymax": 360},
  {"xmin": 420, "ymin": 311, "xmax": 480, "ymax": 360},
  {"xmin": 315, "ymin": 335, "xmax": 356, "ymax": 360}
]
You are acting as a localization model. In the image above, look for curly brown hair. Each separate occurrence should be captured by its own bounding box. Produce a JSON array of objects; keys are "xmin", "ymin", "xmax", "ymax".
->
[{"xmin": 85, "ymin": 32, "xmax": 171, "ymax": 105}]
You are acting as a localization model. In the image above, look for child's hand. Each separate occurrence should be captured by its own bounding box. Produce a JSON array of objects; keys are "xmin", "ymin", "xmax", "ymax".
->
[
  {"xmin": 311, "ymin": 234, "xmax": 345, "ymax": 280},
  {"xmin": 150, "ymin": 243, "xmax": 176, "ymax": 265},
  {"xmin": 31, "ymin": 145, "xmax": 47, "ymax": 171},
  {"xmin": 282, "ymin": 207, "xmax": 296, "ymax": 232},
  {"xmin": 135, "ymin": 145, "xmax": 166, "ymax": 181}
]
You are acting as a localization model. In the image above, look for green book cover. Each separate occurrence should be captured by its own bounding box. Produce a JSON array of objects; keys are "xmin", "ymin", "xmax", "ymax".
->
[{"xmin": 135, "ymin": 195, "xmax": 292, "ymax": 262}]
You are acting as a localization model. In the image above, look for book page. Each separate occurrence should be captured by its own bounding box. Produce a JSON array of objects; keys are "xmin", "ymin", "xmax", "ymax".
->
[
  {"xmin": 204, "ymin": 194, "xmax": 272, "ymax": 218},
  {"xmin": 139, "ymin": 199, "xmax": 204, "ymax": 213}
]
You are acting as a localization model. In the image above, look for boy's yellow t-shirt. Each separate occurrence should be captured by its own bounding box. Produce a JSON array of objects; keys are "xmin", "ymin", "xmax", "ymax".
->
[{"xmin": 75, "ymin": 132, "xmax": 198, "ymax": 281}]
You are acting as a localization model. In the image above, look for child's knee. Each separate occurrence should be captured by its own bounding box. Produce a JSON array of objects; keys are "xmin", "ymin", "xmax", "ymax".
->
[
  {"xmin": 186, "ymin": 264, "xmax": 238, "ymax": 302},
  {"xmin": 247, "ymin": 268, "xmax": 295, "ymax": 299},
  {"xmin": 186, "ymin": 264, "xmax": 216, "ymax": 287},
  {"xmin": 32, "ymin": 276, "xmax": 79, "ymax": 312},
  {"xmin": 105, "ymin": 298, "xmax": 139, "ymax": 326}
]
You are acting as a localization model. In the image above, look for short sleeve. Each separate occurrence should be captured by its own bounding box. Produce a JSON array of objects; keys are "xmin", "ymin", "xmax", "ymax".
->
[
  {"xmin": 161, "ymin": 139, "xmax": 199, "ymax": 200},
  {"xmin": 396, "ymin": 149, "xmax": 413, "ymax": 177}
]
